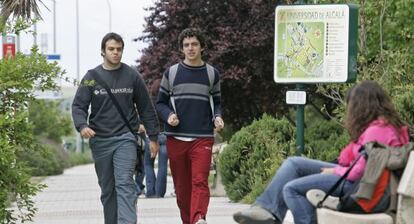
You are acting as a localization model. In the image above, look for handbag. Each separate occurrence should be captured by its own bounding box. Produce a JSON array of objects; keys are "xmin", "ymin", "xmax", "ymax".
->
[
  {"xmin": 317, "ymin": 150, "xmax": 366, "ymax": 205},
  {"xmin": 317, "ymin": 148, "xmax": 391, "ymax": 213},
  {"xmin": 89, "ymin": 69, "xmax": 145, "ymax": 174}
]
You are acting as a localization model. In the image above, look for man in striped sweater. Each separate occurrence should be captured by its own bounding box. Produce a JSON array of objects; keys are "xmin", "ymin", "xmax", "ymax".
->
[{"xmin": 156, "ymin": 28, "xmax": 224, "ymax": 224}]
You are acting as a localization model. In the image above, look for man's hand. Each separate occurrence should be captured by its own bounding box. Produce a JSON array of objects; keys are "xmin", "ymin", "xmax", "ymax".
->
[
  {"xmin": 214, "ymin": 116, "xmax": 224, "ymax": 131},
  {"xmin": 321, "ymin": 167, "xmax": 335, "ymax": 174},
  {"xmin": 138, "ymin": 124, "xmax": 146, "ymax": 134},
  {"xmin": 80, "ymin": 127, "xmax": 96, "ymax": 139},
  {"xmin": 149, "ymin": 140, "xmax": 160, "ymax": 158},
  {"xmin": 168, "ymin": 113, "xmax": 180, "ymax": 126}
]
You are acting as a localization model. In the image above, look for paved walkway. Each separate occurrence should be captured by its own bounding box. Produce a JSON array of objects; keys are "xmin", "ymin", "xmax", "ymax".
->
[{"xmin": 29, "ymin": 164, "xmax": 250, "ymax": 224}]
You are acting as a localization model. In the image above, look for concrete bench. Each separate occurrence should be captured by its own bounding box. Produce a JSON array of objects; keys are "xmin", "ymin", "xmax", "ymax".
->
[{"xmin": 314, "ymin": 151, "xmax": 414, "ymax": 224}]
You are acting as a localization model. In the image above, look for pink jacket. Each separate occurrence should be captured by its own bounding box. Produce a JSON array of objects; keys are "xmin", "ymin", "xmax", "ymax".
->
[{"xmin": 334, "ymin": 119, "xmax": 409, "ymax": 181}]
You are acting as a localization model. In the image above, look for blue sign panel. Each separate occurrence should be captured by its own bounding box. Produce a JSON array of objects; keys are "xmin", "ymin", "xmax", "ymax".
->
[{"xmin": 46, "ymin": 54, "xmax": 61, "ymax": 60}]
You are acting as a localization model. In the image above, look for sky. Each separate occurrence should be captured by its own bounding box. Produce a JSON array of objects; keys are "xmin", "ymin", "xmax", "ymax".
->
[{"xmin": 17, "ymin": 0, "xmax": 155, "ymax": 87}]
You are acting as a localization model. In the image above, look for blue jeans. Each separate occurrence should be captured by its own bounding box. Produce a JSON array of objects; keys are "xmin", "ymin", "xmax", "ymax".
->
[
  {"xmin": 255, "ymin": 157, "xmax": 354, "ymax": 224},
  {"xmin": 89, "ymin": 132, "xmax": 138, "ymax": 224},
  {"xmin": 144, "ymin": 133, "xmax": 168, "ymax": 197},
  {"xmin": 135, "ymin": 163, "xmax": 145, "ymax": 195},
  {"xmin": 134, "ymin": 135, "xmax": 146, "ymax": 195}
]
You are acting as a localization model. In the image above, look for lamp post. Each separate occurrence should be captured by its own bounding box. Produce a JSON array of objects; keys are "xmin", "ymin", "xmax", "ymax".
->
[
  {"xmin": 106, "ymin": 0, "xmax": 112, "ymax": 32},
  {"xmin": 75, "ymin": 0, "xmax": 82, "ymax": 153},
  {"xmin": 52, "ymin": 0, "xmax": 56, "ymax": 53},
  {"xmin": 33, "ymin": 23, "xmax": 37, "ymax": 46},
  {"xmin": 32, "ymin": 0, "xmax": 56, "ymax": 52},
  {"xmin": 76, "ymin": 0, "xmax": 80, "ymax": 83}
]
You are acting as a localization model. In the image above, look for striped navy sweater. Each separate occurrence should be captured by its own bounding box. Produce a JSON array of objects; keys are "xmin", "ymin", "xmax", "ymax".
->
[{"xmin": 156, "ymin": 62, "xmax": 222, "ymax": 138}]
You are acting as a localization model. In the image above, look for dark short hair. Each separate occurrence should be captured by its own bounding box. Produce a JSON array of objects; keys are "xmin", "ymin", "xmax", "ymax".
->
[
  {"xmin": 101, "ymin": 32, "xmax": 124, "ymax": 52},
  {"xmin": 178, "ymin": 28, "xmax": 206, "ymax": 50}
]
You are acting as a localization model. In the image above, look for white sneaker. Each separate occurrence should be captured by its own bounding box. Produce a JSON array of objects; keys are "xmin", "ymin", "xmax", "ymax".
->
[
  {"xmin": 306, "ymin": 189, "xmax": 339, "ymax": 210},
  {"xmin": 195, "ymin": 219, "xmax": 207, "ymax": 224}
]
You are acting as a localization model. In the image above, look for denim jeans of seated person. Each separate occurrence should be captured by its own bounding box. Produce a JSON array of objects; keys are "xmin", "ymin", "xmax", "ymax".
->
[{"xmin": 235, "ymin": 157, "xmax": 353, "ymax": 224}]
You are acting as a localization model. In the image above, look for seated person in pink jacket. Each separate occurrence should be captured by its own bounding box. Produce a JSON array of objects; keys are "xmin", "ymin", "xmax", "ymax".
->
[{"xmin": 233, "ymin": 80, "xmax": 409, "ymax": 224}]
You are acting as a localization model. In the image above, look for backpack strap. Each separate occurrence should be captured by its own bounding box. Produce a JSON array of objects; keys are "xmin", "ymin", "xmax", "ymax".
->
[
  {"xmin": 317, "ymin": 149, "xmax": 367, "ymax": 208},
  {"xmin": 168, "ymin": 64, "xmax": 179, "ymax": 113},
  {"xmin": 206, "ymin": 63, "xmax": 215, "ymax": 118},
  {"xmin": 168, "ymin": 63, "xmax": 216, "ymax": 119}
]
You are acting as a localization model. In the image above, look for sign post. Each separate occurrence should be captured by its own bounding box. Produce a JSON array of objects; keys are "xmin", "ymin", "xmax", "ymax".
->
[
  {"xmin": 2, "ymin": 35, "xmax": 16, "ymax": 59},
  {"xmin": 274, "ymin": 4, "xmax": 358, "ymax": 155}
]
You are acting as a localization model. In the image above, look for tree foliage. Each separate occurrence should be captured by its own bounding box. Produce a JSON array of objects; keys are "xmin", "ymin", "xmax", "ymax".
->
[
  {"xmin": 0, "ymin": 0, "xmax": 43, "ymax": 34},
  {"xmin": 0, "ymin": 0, "xmax": 44, "ymax": 20},
  {"xmin": 139, "ymin": 0, "xmax": 414, "ymax": 202},
  {"xmin": 137, "ymin": 0, "xmax": 290, "ymax": 129},
  {"xmin": 29, "ymin": 100, "xmax": 73, "ymax": 143},
  {"xmin": 138, "ymin": 0, "xmax": 414, "ymax": 131},
  {"xmin": 315, "ymin": 0, "xmax": 414, "ymax": 131},
  {"xmin": 0, "ymin": 48, "xmax": 65, "ymax": 223},
  {"xmin": 218, "ymin": 114, "xmax": 295, "ymax": 202}
]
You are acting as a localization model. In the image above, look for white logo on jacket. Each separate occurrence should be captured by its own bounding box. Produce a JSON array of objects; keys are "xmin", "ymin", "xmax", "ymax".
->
[{"xmin": 93, "ymin": 88, "xmax": 133, "ymax": 95}]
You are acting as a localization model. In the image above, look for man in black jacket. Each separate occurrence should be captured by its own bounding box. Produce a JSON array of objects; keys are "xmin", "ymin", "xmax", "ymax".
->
[{"xmin": 72, "ymin": 32, "xmax": 159, "ymax": 224}]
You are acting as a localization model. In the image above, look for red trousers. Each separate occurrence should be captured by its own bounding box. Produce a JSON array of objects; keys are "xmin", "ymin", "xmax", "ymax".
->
[{"xmin": 167, "ymin": 137, "xmax": 214, "ymax": 224}]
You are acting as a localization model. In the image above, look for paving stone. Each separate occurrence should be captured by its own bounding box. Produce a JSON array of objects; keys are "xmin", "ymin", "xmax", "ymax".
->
[{"xmin": 21, "ymin": 164, "xmax": 250, "ymax": 224}]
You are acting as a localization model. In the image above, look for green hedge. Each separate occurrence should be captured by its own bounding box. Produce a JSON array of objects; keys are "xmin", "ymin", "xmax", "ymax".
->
[
  {"xmin": 218, "ymin": 114, "xmax": 295, "ymax": 202},
  {"xmin": 304, "ymin": 119, "xmax": 348, "ymax": 162},
  {"xmin": 218, "ymin": 113, "xmax": 352, "ymax": 203},
  {"xmin": 17, "ymin": 144, "xmax": 67, "ymax": 176},
  {"xmin": 393, "ymin": 84, "xmax": 414, "ymax": 136},
  {"xmin": 17, "ymin": 140, "xmax": 92, "ymax": 177}
]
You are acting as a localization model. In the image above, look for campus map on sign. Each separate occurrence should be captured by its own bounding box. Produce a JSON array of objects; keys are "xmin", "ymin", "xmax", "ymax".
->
[
  {"xmin": 277, "ymin": 22, "xmax": 325, "ymax": 78},
  {"xmin": 274, "ymin": 5, "xmax": 358, "ymax": 83}
]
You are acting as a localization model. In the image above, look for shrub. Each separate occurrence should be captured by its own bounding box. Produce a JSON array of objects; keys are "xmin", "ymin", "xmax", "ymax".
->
[
  {"xmin": 218, "ymin": 114, "xmax": 295, "ymax": 202},
  {"xmin": 393, "ymin": 84, "xmax": 414, "ymax": 135},
  {"xmin": 304, "ymin": 118, "xmax": 349, "ymax": 162},
  {"xmin": 0, "ymin": 48, "xmax": 65, "ymax": 223},
  {"xmin": 68, "ymin": 151, "xmax": 93, "ymax": 166},
  {"xmin": 219, "ymin": 124, "xmax": 237, "ymax": 142},
  {"xmin": 17, "ymin": 144, "xmax": 66, "ymax": 176},
  {"xmin": 29, "ymin": 100, "xmax": 73, "ymax": 143},
  {"xmin": 17, "ymin": 138, "xmax": 93, "ymax": 177}
]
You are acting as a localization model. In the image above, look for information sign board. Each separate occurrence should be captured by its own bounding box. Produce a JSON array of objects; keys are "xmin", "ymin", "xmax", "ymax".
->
[{"xmin": 274, "ymin": 4, "xmax": 358, "ymax": 83}]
